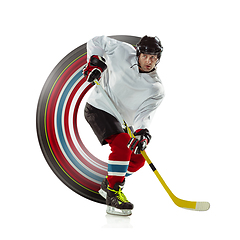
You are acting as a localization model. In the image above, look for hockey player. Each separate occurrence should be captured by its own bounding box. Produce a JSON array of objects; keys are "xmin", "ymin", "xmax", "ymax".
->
[{"xmin": 83, "ymin": 35, "xmax": 164, "ymax": 215}]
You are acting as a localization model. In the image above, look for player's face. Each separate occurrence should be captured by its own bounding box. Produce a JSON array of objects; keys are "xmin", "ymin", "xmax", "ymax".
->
[{"xmin": 138, "ymin": 53, "xmax": 158, "ymax": 72}]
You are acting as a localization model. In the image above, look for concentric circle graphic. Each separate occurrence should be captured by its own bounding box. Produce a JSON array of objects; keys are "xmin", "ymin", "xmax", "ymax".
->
[{"xmin": 36, "ymin": 35, "xmax": 140, "ymax": 204}]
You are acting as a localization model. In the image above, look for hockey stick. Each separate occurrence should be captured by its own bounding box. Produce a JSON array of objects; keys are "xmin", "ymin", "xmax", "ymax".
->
[{"xmin": 93, "ymin": 79, "xmax": 210, "ymax": 211}]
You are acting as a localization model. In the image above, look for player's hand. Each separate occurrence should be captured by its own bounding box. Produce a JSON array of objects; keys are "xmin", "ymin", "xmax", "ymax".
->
[
  {"xmin": 127, "ymin": 129, "xmax": 151, "ymax": 154},
  {"xmin": 83, "ymin": 55, "xmax": 107, "ymax": 83}
]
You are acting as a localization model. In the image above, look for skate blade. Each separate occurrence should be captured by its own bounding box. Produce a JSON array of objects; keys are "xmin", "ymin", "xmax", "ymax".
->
[
  {"xmin": 106, "ymin": 206, "xmax": 132, "ymax": 216},
  {"xmin": 98, "ymin": 188, "xmax": 107, "ymax": 199}
]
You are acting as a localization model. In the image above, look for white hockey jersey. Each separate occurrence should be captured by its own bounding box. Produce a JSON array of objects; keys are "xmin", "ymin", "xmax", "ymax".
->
[{"xmin": 86, "ymin": 35, "xmax": 164, "ymax": 131}]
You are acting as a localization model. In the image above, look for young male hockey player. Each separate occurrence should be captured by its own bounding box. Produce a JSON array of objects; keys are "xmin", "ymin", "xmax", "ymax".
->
[{"xmin": 83, "ymin": 35, "xmax": 164, "ymax": 215}]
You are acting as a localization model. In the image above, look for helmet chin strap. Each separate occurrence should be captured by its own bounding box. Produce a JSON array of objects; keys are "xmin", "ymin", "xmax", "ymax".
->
[
  {"xmin": 130, "ymin": 57, "xmax": 141, "ymax": 69},
  {"xmin": 130, "ymin": 61, "xmax": 156, "ymax": 73}
]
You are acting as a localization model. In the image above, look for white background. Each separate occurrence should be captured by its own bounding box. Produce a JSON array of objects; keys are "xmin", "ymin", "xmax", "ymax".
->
[{"xmin": 1, "ymin": 0, "xmax": 240, "ymax": 239}]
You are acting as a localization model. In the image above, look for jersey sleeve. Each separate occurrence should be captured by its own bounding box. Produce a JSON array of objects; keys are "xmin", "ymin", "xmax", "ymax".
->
[{"xmin": 86, "ymin": 35, "xmax": 119, "ymax": 61}]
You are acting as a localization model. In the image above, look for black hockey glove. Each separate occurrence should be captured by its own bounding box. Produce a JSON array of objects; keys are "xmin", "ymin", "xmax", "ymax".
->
[
  {"xmin": 127, "ymin": 129, "xmax": 152, "ymax": 154},
  {"xmin": 83, "ymin": 55, "xmax": 107, "ymax": 83}
]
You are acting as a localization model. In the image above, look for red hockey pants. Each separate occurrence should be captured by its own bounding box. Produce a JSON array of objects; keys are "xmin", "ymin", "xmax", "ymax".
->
[{"xmin": 105, "ymin": 133, "xmax": 145, "ymax": 188}]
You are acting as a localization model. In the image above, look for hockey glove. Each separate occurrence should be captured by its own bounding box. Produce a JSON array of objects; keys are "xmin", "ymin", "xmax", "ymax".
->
[
  {"xmin": 83, "ymin": 55, "xmax": 107, "ymax": 83},
  {"xmin": 127, "ymin": 129, "xmax": 152, "ymax": 154}
]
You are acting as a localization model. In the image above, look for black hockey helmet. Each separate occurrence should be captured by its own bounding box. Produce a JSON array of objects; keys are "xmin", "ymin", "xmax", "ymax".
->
[{"xmin": 136, "ymin": 35, "xmax": 163, "ymax": 62}]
